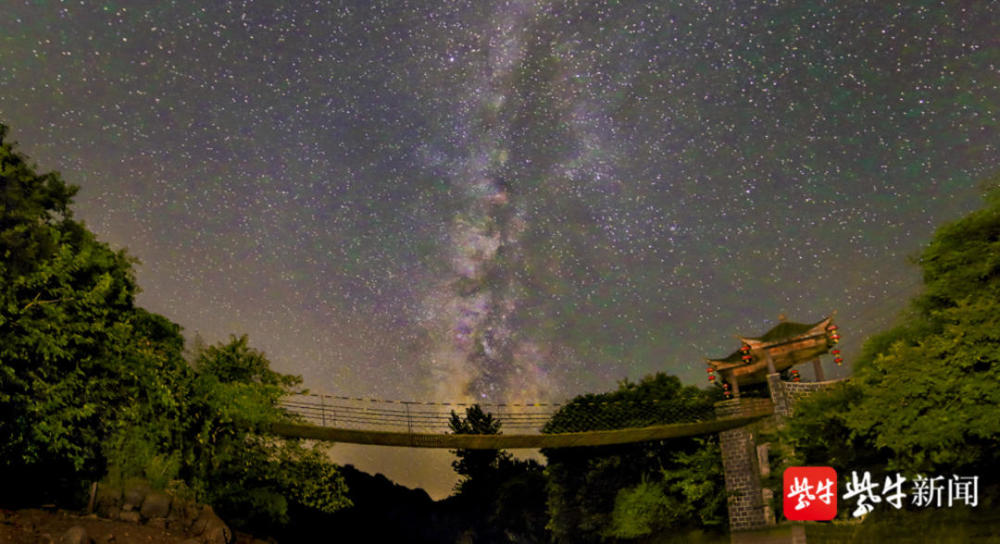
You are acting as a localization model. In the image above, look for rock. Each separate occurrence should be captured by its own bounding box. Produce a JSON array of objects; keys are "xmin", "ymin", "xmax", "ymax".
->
[
  {"xmin": 139, "ymin": 491, "xmax": 171, "ymax": 520},
  {"xmin": 190, "ymin": 506, "xmax": 218, "ymax": 535},
  {"xmin": 201, "ymin": 522, "xmax": 232, "ymax": 544},
  {"xmin": 180, "ymin": 540, "xmax": 201, "ymax": 544},
  {"xmin": 146, "ymin": 517, "xmax": 168, "ymax": 530},
  {"xmin": 122, "ymin": 482, "xmax": 150, "ymax": 511},
  {"xmin": 59, "ymin": 525, "xmax": 91, "ymax": 544},
  {"xmin": 168, "ymin": 498, "xmax": 201, "ymax": 531},
  {"xmin": 118, "ymin": 510, "xmax": 141, "ymax": 524},
  {"xmin": 191, "ymin": 506, "xmax": 232, "ymax": 544}
]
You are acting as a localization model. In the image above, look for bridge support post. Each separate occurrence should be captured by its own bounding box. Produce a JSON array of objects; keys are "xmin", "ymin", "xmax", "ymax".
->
[
  {"xmin": 320, "ymin": 394, "xmax": 327, "ymax": 427},
  {"xmin": 716, "ymin": 399, "xmax": 769, "ymax": 531},
  {"xmin": 405, "ymin": 403, "xmax": 413, "ymax": 435},
  {"xmin": 767, "ymin": 373, "xmax": 791, "ymax": 421}
]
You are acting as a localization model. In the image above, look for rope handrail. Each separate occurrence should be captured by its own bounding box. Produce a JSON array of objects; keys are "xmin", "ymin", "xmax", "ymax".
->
[
  {"xmin": 277, "ymin": 391, "xmax": 766, "ymax": 442},
  {"xmin": 271, "ymin": 402, "xmax": 775, "ymax": 448}
]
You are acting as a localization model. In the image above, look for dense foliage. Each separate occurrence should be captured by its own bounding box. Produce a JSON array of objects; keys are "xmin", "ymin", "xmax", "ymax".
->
[
  {"xmin": 0, "ymin": 124, "xmax": 350, "ymax": 529},
  {"xmin": 542, "ymin": 373, "xmax": 726, "ymax": 543},
  {"xmin": 1, "ymin": 123, "xmax": 142, "ymax": 502},
  {"xmin": 784, "ymin": 182, "xmax": 1000, "ymax": 499},
  {"xmin": 447, "ymin": 405, "xmax": 548, "ymax": 543}
]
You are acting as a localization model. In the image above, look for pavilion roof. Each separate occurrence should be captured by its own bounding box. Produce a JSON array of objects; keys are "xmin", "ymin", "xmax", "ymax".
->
[
  {"xmin": 707, "ymin": 315, "xmax": 833, "ymax": 363},
  {"xmin": 741, "ymin": 318, "xmax": 830, "ymax": 344},
  {"xmin": 710, "ymin": 350, "xmax": 745, "ymax": 365}
]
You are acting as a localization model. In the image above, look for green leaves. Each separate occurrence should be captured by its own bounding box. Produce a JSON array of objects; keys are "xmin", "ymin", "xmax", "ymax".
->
[
  {"xmin": 183, "ymin": 335, "xmax": 349, "ymax": 531},
  {"xmin": 1, "ymin": 125, "xmax": 141, "ymax": 500},
  {"xmin": 2, "ymin": 123, "xmax": 350, "ymax": 522},
  {"xmin": 847, "ymin": 297, "xmax": 1000, "ymax": 474},
  {"xmin": 787, "ymin": 181, "xmax": 1000, "ymax": 488},
  {"xmin": 543, "ymin": 374, "xmax": 725, "ymax": 542},
  {"xmin": 607, "ymin": 478, "xmax": 675, "ymax": 539}
]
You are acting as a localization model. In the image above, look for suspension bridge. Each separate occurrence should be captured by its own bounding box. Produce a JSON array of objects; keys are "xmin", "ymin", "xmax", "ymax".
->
[{"xmin": 274, "ymin": 393, "xmax": 775, "ymax": 449}]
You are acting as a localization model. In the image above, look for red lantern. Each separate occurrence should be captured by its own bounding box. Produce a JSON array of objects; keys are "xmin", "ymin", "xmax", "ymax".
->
[
  {"xmin": 791, "ymin": 369, "xmax": 800, "ymax": 382},
  {"xmin": 835, "ymin": 357, "xmax": 843, "ymax": 365},
  {"xmin": 722, "ymin": 382, "xmax": 731, "ymax": 399},
  {"xmin": 740, "ymin": 345, "xmax": 750, "ymax": 353},
  {"xmin": 742, "ymin": 354, "xmax": 752, "ymax": 362},
  {"xmin": 828, "ymin": 325, "xmax": 838, "ymax": 331},
  {"xmin": 832, "ymin": 349, "xmax": 840, "ymax": 355}
]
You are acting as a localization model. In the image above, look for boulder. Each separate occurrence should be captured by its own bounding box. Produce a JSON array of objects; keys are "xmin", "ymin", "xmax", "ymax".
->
[
  {"xmin": 122, "ymin": 482, "xmax": 150, "ymax": 511},
  {"xmin": 190, "ymin": 506, "xmax": 217, "ymax": 535},
  {"xmin": 59, "ymin": 526, "xmax": 91, "ymax": 544},
  {"xmin": 94, "ymin": 484, "xmax": 122, "ymax": 519},
  {"xmin": 201, "ymin": 522, "xmax": 233, "ymax": 544},
  {"xmin": 191, "ymin": 506, "xmax": 232, "ymax": 544},
  {"xmin": 168, "ymin": 497, "xmax": 202, "ymax": 531},
  {"xmin": 118, "ymin": 510, "xmax": 141, "ymax": 524},
  {"xmin": 139, "ymin": 491, "xmax": 171, "ymax": 520}
]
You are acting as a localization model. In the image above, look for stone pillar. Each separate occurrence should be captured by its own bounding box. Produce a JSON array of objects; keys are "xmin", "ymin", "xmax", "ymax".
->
[
  {"xmin": 757, "ymin": 443, "xmax": 771, "ymax": 478},
  {"xmin": 716, "ymin": 399, "xmax": 767, "ymax": 531},
  {"xmin": 767, "ymin": 373, "xmax": 791, "ymax": 421},
  {"xmin": 762, "ymin": 488, "xmax": 776, "ymax": 526}
]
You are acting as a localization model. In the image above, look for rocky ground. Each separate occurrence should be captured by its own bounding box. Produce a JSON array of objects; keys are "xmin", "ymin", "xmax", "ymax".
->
[
  {"xmin": 0, "ymin": 508, "xmax": 218, "ymax": 544},
  {"xmin": 0, "ymin": 505, "xmax": 270, "ymax": 544}
]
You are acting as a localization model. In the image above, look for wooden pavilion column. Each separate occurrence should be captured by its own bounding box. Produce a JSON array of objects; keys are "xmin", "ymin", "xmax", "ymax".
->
[{"xmin": 812, "ymin": 357, "xmax": 825, "ymax": 382}]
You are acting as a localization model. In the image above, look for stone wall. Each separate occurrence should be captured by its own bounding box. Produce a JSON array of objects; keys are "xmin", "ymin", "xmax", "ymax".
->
[
  {"xmin": 718, "ymin": 378, "xmax": 847, "ymax": 535},
  {"xmin": 780, "ymin": 378, "xmax": 848, "ymax": 409},
  {"xmin": 716, "ymin": 398, "xmax": 772, "ymax": 531},
  {"xmin": 94, "ymin": 480, "xmax": 233, "ymax": 544}
]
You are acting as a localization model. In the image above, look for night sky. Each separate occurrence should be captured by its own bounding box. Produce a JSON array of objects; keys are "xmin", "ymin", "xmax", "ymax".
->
[{"xmin": 2, "ymin": 1, "xmax": 997, "ymax": 497}]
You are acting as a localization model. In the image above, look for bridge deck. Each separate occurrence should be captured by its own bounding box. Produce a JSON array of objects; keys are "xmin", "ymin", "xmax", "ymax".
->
[{"xmin": 270, "ymin": 406, "xmax": 773, "ymax": 448}]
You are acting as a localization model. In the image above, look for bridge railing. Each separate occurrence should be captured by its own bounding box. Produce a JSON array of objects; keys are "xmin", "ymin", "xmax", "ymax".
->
[
  {"xmin": 280, "ymin": 393, "xmax": 722, "ymax": 435},
  {"xmin": 280, "ymin": 393, "xmax": 560, "ymax": 434}
]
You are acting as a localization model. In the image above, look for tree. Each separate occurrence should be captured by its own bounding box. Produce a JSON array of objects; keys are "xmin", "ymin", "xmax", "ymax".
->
[
  {"xmin": 0, "ymin": 124, "xmax": 352, "ymax": 528},
  {"xmin": 449, "ymin": 404, "xmax": 510, "ymax": 496},
  {"xmin": 1, "ymin": 123, "xmax": 143, "ymax": 503},
  {"xmin": 447, "ymin": 405, "xmax": 548, "ymax": 543},
  {"xmin": 184, "ymin": 335, "xmax": 350, "ymax": 532},
  {"xmin": 785, "ymin": 181, "xmax": 1000, "ymax": 498},
  {"xmin": 542, "ymin": 373, "xmax": 726, "ymax": 543},
  {"xmin": 101, "ymin": 308, "xmax": 195, "ymax": 490}
]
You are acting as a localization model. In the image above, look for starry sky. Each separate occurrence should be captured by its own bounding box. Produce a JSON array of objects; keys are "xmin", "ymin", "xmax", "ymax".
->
[{"xmin": 2, "ymin": 1, "xmax": 998, "ymax": 498}]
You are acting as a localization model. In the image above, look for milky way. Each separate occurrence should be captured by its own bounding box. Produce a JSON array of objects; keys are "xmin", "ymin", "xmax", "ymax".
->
[
  {"xmin": 1, "ymin": 0, "xmax": 998, "ymax": 495},
  {"xmin": 421, "ymin": 1, "xmax": 568, "ymax": 403}
]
